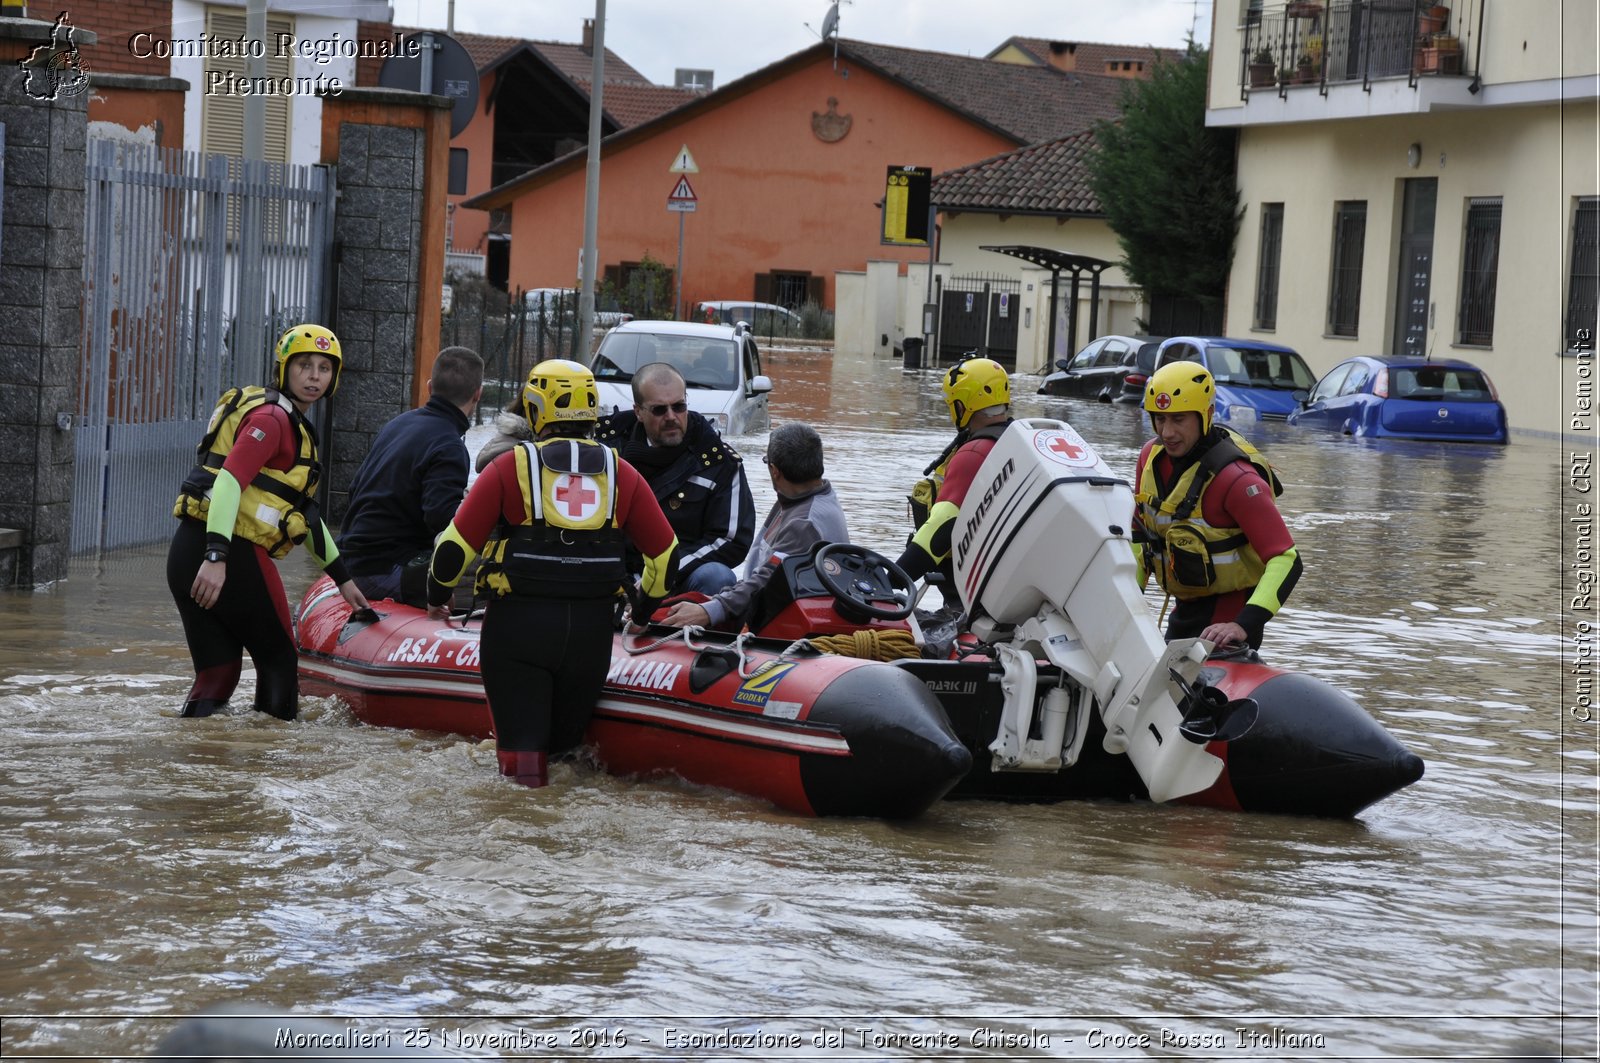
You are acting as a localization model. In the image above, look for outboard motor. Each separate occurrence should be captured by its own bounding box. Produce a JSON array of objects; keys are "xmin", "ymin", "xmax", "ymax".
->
[{"xmin": 949, "ymin": 418, "xmax": 1253, "ymax": 803}]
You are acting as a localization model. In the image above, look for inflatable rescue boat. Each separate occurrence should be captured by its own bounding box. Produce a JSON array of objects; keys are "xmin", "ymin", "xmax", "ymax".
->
[{"xmin": 296, "ymin": 419, "xmax": 1424, "ymax": 819}]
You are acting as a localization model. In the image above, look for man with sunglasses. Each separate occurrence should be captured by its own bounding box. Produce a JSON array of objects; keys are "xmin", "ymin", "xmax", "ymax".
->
[{"xmin": 595, "ymin": 362, "xmax": 754, "ymax": 595}]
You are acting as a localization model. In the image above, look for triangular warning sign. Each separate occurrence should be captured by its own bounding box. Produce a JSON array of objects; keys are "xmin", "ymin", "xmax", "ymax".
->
[
  {"xmin": 668, "ymin": 175, "xmax": 697, "ymax": 201},
  {"xmin": 669, "ymin": 144, "xmax": 699, "ymax": 173}
]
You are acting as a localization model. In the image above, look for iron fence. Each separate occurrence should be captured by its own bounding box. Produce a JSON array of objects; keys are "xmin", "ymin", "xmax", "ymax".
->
[{"xmin": 72, "ymin": 139, "xmax": 335, "ymax": 554}]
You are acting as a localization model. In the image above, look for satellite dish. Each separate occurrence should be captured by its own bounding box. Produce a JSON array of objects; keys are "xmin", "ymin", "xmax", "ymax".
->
[
  {"xmin": 378, "ymin": 31, "xmax": 481, "ymax": 138},
  {"xmin": 819, "ymin": 1, "xmax": 839, "ymax": 41}
]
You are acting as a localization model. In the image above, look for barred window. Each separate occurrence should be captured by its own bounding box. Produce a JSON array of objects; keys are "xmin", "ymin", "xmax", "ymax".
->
[
  {"xmin": 1568, "ymin": 197, "xmax": 1599, "ymax": 351},
  {"xmin": 1327, "ymin": 201, "xmax": 1367, "ymax": 338},
  {"xmin": 1253, "ymin": 203, "xmax": 1284, "ymax": 330},
  {"xmin": 1457, "ymin": 197, "xmax": 1502, "ymax": 346}
]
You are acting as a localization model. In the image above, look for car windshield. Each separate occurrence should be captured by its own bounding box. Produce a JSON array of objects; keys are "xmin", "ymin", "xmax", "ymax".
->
[
  {"xmin": 593, "ymin": 332, "xmax": 741, "ymax": 390},
  {"xmin": 1206, "ymin": 346, "xmax": 1317, "ymax": 390},
  {"xmin": 1391, "ymin": 365, "xmax": 1495, "ymax": 402}
]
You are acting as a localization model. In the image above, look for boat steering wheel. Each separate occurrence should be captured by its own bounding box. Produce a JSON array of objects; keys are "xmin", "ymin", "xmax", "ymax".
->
[{"xmin": 814, "ymin": 542, "xmax": 916, "ymax": 621}]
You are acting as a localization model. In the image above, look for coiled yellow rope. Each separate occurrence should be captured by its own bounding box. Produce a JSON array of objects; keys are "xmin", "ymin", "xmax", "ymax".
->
[{"xmin": 806, "ymin": 628, "xmax": 922, "ymax": 661}]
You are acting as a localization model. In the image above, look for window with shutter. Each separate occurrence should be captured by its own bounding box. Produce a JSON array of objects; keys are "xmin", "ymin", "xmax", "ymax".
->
[
  {"xmin": 201, "ymin": 9, "xmax": 294, "ymax": 164},
  {"xmin": 201, "ymin": 8, "xmax": 294, "ymax": 242}
]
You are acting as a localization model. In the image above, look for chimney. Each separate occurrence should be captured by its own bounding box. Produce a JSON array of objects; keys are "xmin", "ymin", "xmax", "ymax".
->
[
  {"xmin": 581, "ymin": 18, "xmax": 594, "ymax": 54},
  {"xmin": 1047, "ymin": 41, "xmax": 1076, "ymax": 72}
]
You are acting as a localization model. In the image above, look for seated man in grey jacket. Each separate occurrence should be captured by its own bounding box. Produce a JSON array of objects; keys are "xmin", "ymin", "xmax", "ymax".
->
[{"xmin": 660, "ymin": 421, "xmax": 848, "ymax": 630}]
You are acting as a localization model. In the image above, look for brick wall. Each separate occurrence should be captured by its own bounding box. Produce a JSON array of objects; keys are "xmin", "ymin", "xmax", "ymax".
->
[{"xmin": 49, "ymin": 0, "xmax": 174, "ymax": 78}]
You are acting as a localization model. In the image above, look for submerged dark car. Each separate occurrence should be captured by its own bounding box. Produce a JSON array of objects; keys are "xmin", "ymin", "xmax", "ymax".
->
[
  {"xmin": 1039, "ymin": 335, "xmax": 1164, "ymax": 402},
  {"xmin": 1287, "ymin": 355, "xmax": 1508, "ymax": 444}
]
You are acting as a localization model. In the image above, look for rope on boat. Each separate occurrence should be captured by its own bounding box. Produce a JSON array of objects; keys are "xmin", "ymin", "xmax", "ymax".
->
[
  {"xmin": 620, "ymin": 625, "xmax": 816, "ymax": 679},
  {"xmin": 805, "ymin": 628, "xmax": 922, "ymax": 662}
]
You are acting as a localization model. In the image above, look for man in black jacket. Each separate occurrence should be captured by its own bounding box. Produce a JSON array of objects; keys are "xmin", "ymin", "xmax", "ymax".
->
[
  {"xmin": 339, "ymin": 346, "xmax": 484, "ymax": 605},
  {"xmin": 594, "ymin": 362, "xmax": 754, "ymax": 595}
]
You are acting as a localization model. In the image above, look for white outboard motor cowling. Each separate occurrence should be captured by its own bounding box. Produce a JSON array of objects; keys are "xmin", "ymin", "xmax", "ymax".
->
[{"xmin": 949, "ymin": 418, "xmax": 1233, "ymax": 803}]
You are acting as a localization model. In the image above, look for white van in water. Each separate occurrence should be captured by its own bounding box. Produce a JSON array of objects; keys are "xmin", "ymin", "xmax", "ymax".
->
[{"xmin": 590, "ymin": 319, "xmax": 773, "ymax": 436}]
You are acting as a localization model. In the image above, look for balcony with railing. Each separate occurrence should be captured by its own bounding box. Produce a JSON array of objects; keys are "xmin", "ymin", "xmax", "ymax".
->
[{"xmin": 1238, "ymin": 0, "xmax": 1472, "ymax": 98}]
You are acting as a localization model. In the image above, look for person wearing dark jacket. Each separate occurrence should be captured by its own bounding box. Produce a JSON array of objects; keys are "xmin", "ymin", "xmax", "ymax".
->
[
  {"xmin": 339, "ymin": 346, "xmax": 484, "ymax": 605},
  {"xmin": 593, "ymin": 362, "xmax": 754, "ymax": 595}
]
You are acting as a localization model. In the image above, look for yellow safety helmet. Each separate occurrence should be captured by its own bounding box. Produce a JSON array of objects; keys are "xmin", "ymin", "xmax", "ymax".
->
[
  {"xmin": 522, "ymin": 358, "xmax": 599, "ymax": 435},
  {"xmin": 1145, "ymin": 360, "xmax": 1215, "ymax": 433},
  {"xmin": 942, "ymin": 356, "xmax": 1010, "ymax": 429},
  {"xmin": 273, "ymin": 324, "xmax": 343, "ymax": 397}
]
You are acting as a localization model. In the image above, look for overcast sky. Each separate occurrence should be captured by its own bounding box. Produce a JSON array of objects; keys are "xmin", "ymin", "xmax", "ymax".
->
[{"xmin": 394, "ymin": 0, "xmax": 1213, "ymax": 87}]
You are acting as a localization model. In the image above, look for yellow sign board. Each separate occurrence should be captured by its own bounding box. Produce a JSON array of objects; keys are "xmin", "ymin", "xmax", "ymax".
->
[{"xmin": 882, "ymin": 165, "xmax": 931, "ymax": 246}]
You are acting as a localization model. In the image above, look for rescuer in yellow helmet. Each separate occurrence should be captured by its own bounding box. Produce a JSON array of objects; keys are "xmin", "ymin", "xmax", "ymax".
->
[
  {"xmin": 894, "ymin": 354, "xmax": 1014, "ymax": 590},
  {"xmin": 1134, "ymin": 359, "xmax": 1301, "ymax": 651},
  {"xmin": 168, "ymin": 323, "xmax": 370, "ymax": 721},
  {"xmin": 425, "ymin": 359, "xmax": 678, "ymax": 790}
]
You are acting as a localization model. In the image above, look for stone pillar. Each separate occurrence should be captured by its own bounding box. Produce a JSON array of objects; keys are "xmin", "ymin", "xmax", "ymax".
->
[
  {"xmin": 317, "ymin": 87, "xmax": 451, "ymax": 523},
  {"xmin": 0, "ymin": 16, "xmax": 94, "ymax": 588}
]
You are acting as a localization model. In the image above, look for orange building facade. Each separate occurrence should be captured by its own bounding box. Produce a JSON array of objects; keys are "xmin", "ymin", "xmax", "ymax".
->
[{"xmin": 469, "ymin": 49, "xmax": 1022, "ymax": 311}]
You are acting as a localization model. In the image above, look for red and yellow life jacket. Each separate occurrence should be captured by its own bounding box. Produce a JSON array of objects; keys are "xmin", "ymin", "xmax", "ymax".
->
[{"xmin": 172, "ymin": 386, "xmax": 320, "ymax": 559}]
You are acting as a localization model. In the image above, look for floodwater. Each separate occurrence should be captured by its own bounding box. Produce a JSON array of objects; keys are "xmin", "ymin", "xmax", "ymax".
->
[{"xmin": 0, "ymin": 345, "xmax": 1592, "ymax": 1060}]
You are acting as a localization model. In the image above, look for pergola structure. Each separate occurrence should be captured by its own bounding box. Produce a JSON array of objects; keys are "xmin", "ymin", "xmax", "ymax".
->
[{"xmin": 981, "ymin": 245, "xmax": 1115, "ymax": 364}]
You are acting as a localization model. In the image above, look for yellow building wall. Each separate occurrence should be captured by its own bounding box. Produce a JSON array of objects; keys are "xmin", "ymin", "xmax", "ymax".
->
[{"xmin": 1226, "ymin": 103, "xmax": 1594, "ymax": 435}]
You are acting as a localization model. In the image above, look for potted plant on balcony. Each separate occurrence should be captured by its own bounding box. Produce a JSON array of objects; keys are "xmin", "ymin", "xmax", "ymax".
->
[
  {"xmin": 1292, "ymin": 52, "xmax": 1316, "ymax": 84},
  {"xmin": 1419, "ymin": 4, "xmax": 1450, "ymax": 36},
  {"xmin": 1286, "ymin": 1, "xmax": 1323, "ymax": 18},
  {"xmin": 1303, "ymin": 33, "xmax": 1324, "ymax": 77},
  {"xmin": 1417, "ymin": 32, "xmax": 1462, "ymax": 74},
  {"xmin": 1249, "ymin": 47, "xmax": 1276, "ymax": 87}
]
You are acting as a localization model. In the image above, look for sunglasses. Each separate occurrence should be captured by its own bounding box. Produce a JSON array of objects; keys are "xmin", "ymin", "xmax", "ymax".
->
[{"xmin": 641, "ymin": 400, "xmax": 688, "ymax": 417}]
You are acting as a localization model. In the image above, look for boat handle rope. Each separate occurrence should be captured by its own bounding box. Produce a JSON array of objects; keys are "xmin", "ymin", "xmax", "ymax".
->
[{"xmin": 621, "ymin": 625, "xmax": 814, "ymax": 678}]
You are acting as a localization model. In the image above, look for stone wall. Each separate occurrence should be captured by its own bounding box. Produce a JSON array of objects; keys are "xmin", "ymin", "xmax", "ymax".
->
[
  {"xmin": 319, "ymin": 87, "xmax": 451, "ymax": 524},
  {"xmin": 0, "ymin": 16, "xmax": 93, "ymax": 588}
]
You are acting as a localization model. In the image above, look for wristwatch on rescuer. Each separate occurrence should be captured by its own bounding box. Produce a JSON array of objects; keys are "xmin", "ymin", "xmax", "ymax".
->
[{"xmin": 203, "ymin": 549, "xmax": 227, "ymax": 564}]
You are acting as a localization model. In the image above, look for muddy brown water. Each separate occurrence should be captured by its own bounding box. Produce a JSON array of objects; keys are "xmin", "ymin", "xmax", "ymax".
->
[{"xmin": 0, "ymin": 346, "xmax": 1590, "ymax": 1059}]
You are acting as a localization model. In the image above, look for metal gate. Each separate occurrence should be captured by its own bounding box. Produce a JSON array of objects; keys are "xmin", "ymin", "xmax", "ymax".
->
[
  {"xmin": 72, "ymin": 139, "xmax": 336, "ymax": 554},
  {"xmin": 939, "ymin": 272, "xmax": 1020, "ymax": 366}
]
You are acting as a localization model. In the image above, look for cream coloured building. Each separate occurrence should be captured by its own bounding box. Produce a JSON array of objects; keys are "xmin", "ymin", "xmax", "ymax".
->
[{"xmin": 1207, "ymin": 0, "xmax": 1598, "ymax": 436}]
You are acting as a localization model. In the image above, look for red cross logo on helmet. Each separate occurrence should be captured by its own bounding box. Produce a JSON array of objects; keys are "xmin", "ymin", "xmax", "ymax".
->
[
  {"xmin": 315, "ymin": 335, "xmax": 332, "ymax": 351},
  {"xmin": 1154, "ymin": 392, "xmax": 1172, "ymax": 410}
]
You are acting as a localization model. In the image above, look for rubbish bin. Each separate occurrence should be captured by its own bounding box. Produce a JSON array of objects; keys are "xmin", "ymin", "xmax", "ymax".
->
[{"xmin": 902, "ymin": 337, "xmax": 923, "ymax": 370}]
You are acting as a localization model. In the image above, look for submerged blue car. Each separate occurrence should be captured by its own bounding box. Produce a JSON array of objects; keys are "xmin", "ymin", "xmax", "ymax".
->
[
  {"xmin": 1153, "ymin": 337, "xmax": 1318, "ymax": 423},
  {"xmin": 1287, "ymin": 355, "xmax": 1508, "ymax": 444}
]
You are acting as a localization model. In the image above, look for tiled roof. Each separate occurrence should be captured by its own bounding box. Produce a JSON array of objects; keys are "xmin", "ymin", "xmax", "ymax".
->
[
  {"xmin": 989, "ymin": 37, "xmax": 1187, "ymax": 75},
  {"xmin": 531, "ymin": 39, "xmax": 652, "ymax": 85},
  {"xmin": 433, "ymin": 28, "xmax": 651, "ymax": 85},
  {"xmin": 575, "ymin": 80, "xmax": 702, "ymax": 127},
  {"xmin": 838, "ymin": 39, "xmax": 1127, "ymax": 145},
  {"xmin": 450, "ymin": 30, "xmax": 522, "ymax": 71},
  {"xmin": 933, "ymin": 128, "xmax": 1102, "ymax": 216}
]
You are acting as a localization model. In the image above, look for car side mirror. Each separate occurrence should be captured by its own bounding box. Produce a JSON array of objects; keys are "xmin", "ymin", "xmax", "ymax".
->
[
  {"xmin": 1291, "ymin": 388, "xmax": 1310, "ymax": 406},
  {"xmin": 749, "ymin": 374, "xmax": 773, "ymax": 395},
  {"xmin": 1054, "ymin": 359, "xmax": 1069, "ymax": 370}
]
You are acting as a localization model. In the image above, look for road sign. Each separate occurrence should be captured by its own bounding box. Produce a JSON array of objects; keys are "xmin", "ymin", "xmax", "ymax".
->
[
  {"xmin": 669, "ymin": 144, "xmax": 699, "ymax": 173},
  {"xmin": 667, "ymin": 175, "xmax": 698, "ymax": 212}
]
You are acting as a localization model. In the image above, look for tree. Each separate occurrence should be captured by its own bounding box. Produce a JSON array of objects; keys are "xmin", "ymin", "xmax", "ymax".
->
[{"xmin": 1088, "ymin": 41, "xmax": 1241, "ymax": 330}]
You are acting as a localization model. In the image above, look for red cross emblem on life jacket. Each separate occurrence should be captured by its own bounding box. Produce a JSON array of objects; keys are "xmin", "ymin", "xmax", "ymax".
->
[
  {"xmin": 1154, "ymin": 391, "xmax": 1172, "ymax": 410},
  {"xmin": 315, "ymin": 335, "xmax": 332, "ymax": 351},
  {"xmin": 555, "ymin": 474, "xmax": 597, "ymax": 518},
  {"xmin": 1047, "ymin": 436, "xmax": 1084, "ymax": 461}
]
